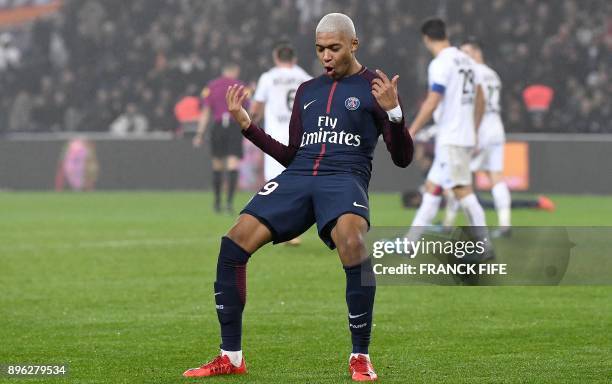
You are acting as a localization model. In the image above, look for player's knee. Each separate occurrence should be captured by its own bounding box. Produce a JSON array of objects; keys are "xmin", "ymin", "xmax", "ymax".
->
[
  {"xmin": 226, "ymin": 214, "xmax": 272, "ymax": 253},
  {"xmin": 338, "ymin": 231, "xmax": 367, "ymax": 265},
  {"xmin": 226, "ymin": 225, "xmax": 247, "ymax": 248}
]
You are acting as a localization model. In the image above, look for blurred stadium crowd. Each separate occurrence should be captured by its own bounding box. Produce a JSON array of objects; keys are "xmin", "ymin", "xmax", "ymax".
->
[{"xmin": 0, "ymin": 0, "xmax": 610, "ymax": 134}]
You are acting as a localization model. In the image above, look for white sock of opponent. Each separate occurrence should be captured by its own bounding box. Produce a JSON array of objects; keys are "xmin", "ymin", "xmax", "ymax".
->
[
  {"xmin": 492, "ymin": 182, "xmax": 511, "ymax": 227},
  {"xmin": 459, "ymin": 193, "xmax": 486, "ymax": 227},
  {"xmin": 221, "ymin": 349, "xmax": 243, "ymax": 367},
  {"xmin": 443, "ymin": 192, "xmax": 460, "ymax": 227},
  {"xmin": 406, "ymin": 193, "xmax": 442, "ymax": 242}
]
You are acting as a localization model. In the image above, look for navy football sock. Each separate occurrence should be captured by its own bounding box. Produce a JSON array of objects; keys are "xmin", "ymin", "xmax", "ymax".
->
[
  {"xmin": 215, "ymin": 237, "xmax": 250, "ymax": 351},
  {"xmin": 212, "ymin": 170, "xmax": 222, "ymax": 210},
  {"xmin": 344, "ymin": 259, "xmax": 376, "ymax": 354}
]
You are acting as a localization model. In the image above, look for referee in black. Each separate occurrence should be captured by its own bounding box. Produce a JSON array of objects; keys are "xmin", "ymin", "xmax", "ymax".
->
[{"xmin": 193, "ymin": 63, "xmax": 247, "ymax": 213}]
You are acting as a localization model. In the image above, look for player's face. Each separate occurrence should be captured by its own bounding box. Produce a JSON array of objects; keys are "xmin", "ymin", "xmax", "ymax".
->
[{"xmin": 315, "ymin": 32, "xmax": 358, "ymax": 79}]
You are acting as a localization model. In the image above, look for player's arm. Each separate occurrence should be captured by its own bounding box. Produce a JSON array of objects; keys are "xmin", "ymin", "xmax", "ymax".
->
[
  {"xmin": 371, "ymin": 70, "xmax": 414, "ymax": 168},
  {"xmin": 226, "ymin": 84, "xmax": 301, "ymax": 167},
  {"xmin": 408, "ymin": 90, "xmax": 442, "ymax": 137},
  {"xmin": 192, "ymin": 106, "xmax": 211, "ymax": 148},
  {"xmin": 249, "ymin": 101, "xmax": 265, "ymax": 125}
]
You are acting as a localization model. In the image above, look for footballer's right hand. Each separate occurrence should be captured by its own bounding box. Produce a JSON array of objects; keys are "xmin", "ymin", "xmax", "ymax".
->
[{"xmin": 226, "ymin": 84, "xmax": 251, "ymax": 130}]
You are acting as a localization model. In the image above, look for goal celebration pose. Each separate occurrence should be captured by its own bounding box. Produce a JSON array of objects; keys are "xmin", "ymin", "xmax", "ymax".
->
[{"xmin": 183, "ymin": 13, "xmax": 413, "ymax": 381}]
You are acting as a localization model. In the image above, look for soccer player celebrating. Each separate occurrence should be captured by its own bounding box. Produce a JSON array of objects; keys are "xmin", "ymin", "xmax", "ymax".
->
[
  {"xmin": 250, "ymin": 42, "xmax": 312, "ymax": 245},
  {"xmin": 183, "ymin": 13, "xmax": 413, "ymax": 381},
  {"xmin": 442, "ymin": 38, "xmax": 512, "ymax": 237},
  {"xmin": 406, "ymin": 18, "xmax": 490, "ymax": 248}
]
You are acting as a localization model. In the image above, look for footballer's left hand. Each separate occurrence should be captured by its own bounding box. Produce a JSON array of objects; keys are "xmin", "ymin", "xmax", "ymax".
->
[
  {"xmin": 226, "ymin": 84, "xmax": 251, "ymax": 130},
  {"xmin": 371, "ymin": 69, "xmax": 399, "ymax": 111}
]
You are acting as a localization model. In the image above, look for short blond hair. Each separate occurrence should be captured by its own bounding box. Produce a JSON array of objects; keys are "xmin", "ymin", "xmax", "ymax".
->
[{"xmin": 315, "ymin": 13, "xmax": 356, "ymax": 38}]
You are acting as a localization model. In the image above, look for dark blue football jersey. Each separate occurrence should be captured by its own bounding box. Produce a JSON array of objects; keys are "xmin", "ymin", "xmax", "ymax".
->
[{"xmin": 243, "ymin": 66, "xmax": 413, "ymax": 185}]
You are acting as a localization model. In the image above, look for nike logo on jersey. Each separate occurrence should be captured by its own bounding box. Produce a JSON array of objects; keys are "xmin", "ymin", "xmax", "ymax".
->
[
  {"xmin": 304, "ymin": 99, "xmax": 317, "ymax": 110},
  {"xmin": 349, "ymin": 312, "xmax": 368, "ymax": 319},
  {"xmin": 214, "ymin": 292, "xmax": 223, "ymax": 296},
  {"xmin": 353, "ymin": 202, "xmax": 368, "ymax": 210}
]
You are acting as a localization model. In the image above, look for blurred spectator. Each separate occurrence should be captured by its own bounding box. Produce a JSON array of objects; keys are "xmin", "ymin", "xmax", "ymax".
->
[
  {"xmin": 9, "ymin": 90, "xmax": 34, "ymax": 131},
  {"xmin": 110, "ymin": 103, "xmax": 149, "ymax": 136},
  {"xmin": 0, "ymin": 0, "xmax": 609, "ymax": 133},
  {"xmin": 0, "ymin": 33, "xmax": 21, "ymax": 71}
]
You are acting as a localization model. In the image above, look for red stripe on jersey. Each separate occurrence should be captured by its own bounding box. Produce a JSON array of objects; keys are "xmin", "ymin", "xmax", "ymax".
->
[
  {"xmin": 326, "ymin": 81, "xmax": 338, "ymax": 114},
  {"xmin": 312, "ymin": 143, "xmax": 327, "ymax": 176}
]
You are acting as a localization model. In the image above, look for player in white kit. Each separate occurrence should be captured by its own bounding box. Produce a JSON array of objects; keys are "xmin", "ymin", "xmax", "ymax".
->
[
  {"xmin": 443, "ymin": 38, "xmax": 512, "ymax": 237},
  {"xmin": 250, "ymin": 42, "xmax": 312, "ymax": 245},
  {"xmin": 250, "ymin": 41, "xmax": 312, "ymax": 181},
  {"xmin": 406, "ymin": 19, "xmax": 491, "ymax": 255}
]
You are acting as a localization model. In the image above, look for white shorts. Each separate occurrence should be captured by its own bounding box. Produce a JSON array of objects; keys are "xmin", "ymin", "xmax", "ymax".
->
[
  {"xmin": 427, "ymin": 145, "xmax": 473, "ymax": 189},
  {"xmin": 470, "ymin": 143, "xmax": 504, "ymax": 172},
  {"xmin": 264, "ymin": 154, "xmax": 286, "ymax": 181}
]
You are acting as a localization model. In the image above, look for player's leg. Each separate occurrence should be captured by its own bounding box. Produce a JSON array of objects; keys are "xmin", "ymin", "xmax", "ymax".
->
[
  {"xmin": 211, "ymin": 157, "xmax": 225, "ymax": 213},
  {"xmin": 447, "ymin": 146, "xmax": 487, "ymax": 228},
  {"xmin": 407, "ymin": 179, "xmax": 443, "ymax": 240},
  {"xmin": 331, "ymin": 214, "xmax": 378, "ymax": 381},
  {"xmin": 312, "ymin": 177, "xmax": 377, "ymax": 381},
  {"xmin": 407, "ymin": 145, "xmax": 450, "ymax": 240},
  {"xmin": 210, "ymin": 123, "xmax": 226, "ymax": 213},
  {"xmin": 443, "ymin": 145, "xmax": 486, "ymax": 228},
  {"xmin": 446, "ymin": 145, "xmax": 495, "ymax": 259},
  {"xmin": 487, "ymin": 143, "xmax": 511, "ymax": 229},
  {"xmin": 442, "ymin": 188, "xmax": 460, "ymax": 228},
  {"xmin": 225, "ymin": 155, "xmax": 241, "ymax": 213},
  {"xmin": 183, "ymin": 214, "xmax": 272, "ymax": 377},
  {"xmin": 263, "ymin": 155, "xmax": 300, "ymax": 245},
  {"xmin": 452, "ymin": 184, "xmax": 484, "ymax": 222},
  {"xmin": 224, "ymin": 124, "xmax": 244, "ymax": 213},
  {"xmin": 215, "ymin": 215, "xmax": 272, "ymax": 355}
]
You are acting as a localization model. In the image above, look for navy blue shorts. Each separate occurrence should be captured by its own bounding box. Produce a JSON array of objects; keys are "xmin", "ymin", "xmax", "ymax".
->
[{"xmin": 241, "ymin": 172, "xmax": 370, "ymax": 249}]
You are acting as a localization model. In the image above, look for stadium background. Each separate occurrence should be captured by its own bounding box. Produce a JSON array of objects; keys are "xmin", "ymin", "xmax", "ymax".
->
[
  {"xmin": 0, "ymin": 0, "xmax": 610, "ymax": 193},
  {"xmin": 1, "ymin": 1, "xmax": 610, "ymax": 383}
]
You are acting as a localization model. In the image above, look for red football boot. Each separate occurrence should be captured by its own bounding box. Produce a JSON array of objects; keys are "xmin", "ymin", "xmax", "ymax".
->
[
  {"xmin": 349, "ymin": 354, "xmax": 378, "ymax": 381},
  {"xmin": 183, "ymin": 354, "xmax": 247, "ymax": 377}
]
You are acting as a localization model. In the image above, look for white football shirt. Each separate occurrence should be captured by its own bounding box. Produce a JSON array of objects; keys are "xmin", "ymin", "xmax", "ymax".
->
[
  {"xmin": 253, "ymin": 65, "xmax": 311, "ymax": 180},
  {"xmin": 428, "ymin": 47, "xmax": 481, "ymax": 147},
  {"xmin": 475, "ymin": 63, "xmax": 505, "ymax": 145}
]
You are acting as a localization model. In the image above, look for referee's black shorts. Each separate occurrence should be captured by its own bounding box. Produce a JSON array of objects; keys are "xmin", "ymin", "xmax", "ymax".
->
[{"xmin": 210, "ymin": 120, "xmax": 243, "ymax": 158}]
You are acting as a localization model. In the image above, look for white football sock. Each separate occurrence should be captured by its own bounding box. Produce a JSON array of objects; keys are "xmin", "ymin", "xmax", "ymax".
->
[
  {"xmin": 443, "ymin": 192, "xmax": 460, "ymax": 227},
  {"xmin": 350, "ymin": 353, "xmax": 370, "ymax": 362},
  {"xmin": 406, "ymin": 193, "xmax": 442, "ymax": 242},
  {"xmin": 459, "ymin": 193, "xmax": 487, "ymax": 227},
  {"xmin": 221, "ymin": 349, "xmax": 242, "ymax": 367},
  {"xmin": 492, "ymin": 182, "xmax": 511, "ymax": 227}
]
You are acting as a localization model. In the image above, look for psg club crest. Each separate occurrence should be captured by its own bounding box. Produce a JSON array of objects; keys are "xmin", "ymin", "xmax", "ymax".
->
[{"xmin": 345, "ymin": 97, "xmax": 360, "ymax": 111}]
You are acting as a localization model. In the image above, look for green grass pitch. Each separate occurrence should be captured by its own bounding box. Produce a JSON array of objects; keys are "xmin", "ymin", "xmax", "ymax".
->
[{"xmin": 1, "ymin": 192, "xmax": 610, "ymax": 383}]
